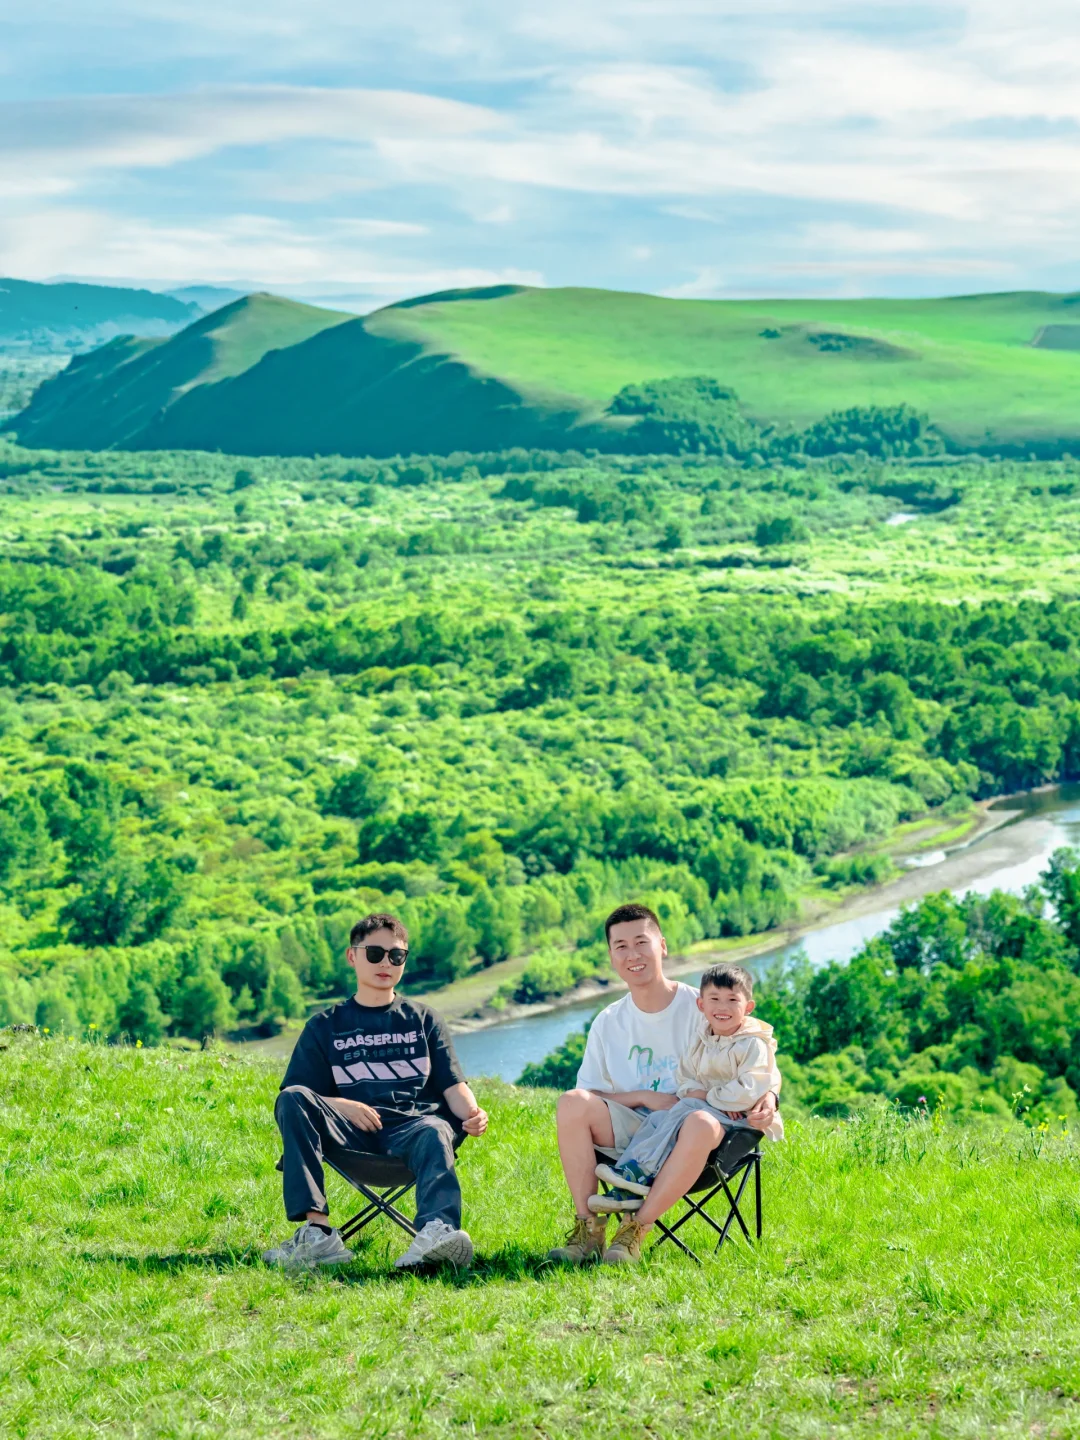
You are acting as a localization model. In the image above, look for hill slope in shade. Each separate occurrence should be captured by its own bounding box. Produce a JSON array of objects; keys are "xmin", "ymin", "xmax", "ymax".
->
[
  {"xmin": 9, "ymin": 284, "xmax": 1080, "ymax": 455},
  {"xmin": 0, "ymin": 277, "xmax": 199, "ymax": 349},
  {"xmin": 8, "ymin": 294, "xmax": 354, "ymax": 450}
]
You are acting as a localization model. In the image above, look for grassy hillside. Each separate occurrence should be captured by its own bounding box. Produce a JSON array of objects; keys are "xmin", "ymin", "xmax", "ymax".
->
[
  {"xmin": 371, "ymin": 286, "xmax": 1080, "ymax": 451},
  {"xmin": 10, "ymin": 285, "xmax": 1080, "ymax": 457},
  {"xmin": 3, "ymin": 1032, "xmax": 1079, "ymax": 1439},
  {"xmin": 0, "ymin": 276, "xmax": 198, "ymax": 349}
]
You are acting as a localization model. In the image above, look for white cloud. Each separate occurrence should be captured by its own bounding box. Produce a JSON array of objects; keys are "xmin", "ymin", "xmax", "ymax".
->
[
  {"xmin": 0, "ymin": 86, "xmax": 499, "ymax": 197},
  {"xmin": 0, "ymin": 208, "xmax": 538, "ymax": 289}
]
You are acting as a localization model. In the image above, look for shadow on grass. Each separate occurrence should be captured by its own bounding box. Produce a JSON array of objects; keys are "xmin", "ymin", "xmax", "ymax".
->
[
  {"xmin": 78, "ymin": 1250, "xmax": 264, "ymax": 1273},
  {"xmin": 77, "ymin": 1243, "xmax": 582, "ymax": 1285}
]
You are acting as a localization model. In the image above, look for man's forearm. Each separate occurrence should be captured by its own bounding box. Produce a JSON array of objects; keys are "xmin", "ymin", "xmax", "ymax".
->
[
  {"xmin": 443, "ymin": 1081, "xmax": 480, "ymax": 1120},
  {"xmin": 588, "ymin": 1088, "xmax": 676, "ymax": 1109}
]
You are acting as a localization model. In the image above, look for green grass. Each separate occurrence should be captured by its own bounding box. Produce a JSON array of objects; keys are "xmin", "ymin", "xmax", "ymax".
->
[
  {"xmin": 4, "ymin": 1033, "xmax": 1080, "ymax": 1438},
  {"xmin": 371, "ymin": 286, "xmax": 1080, "ymax": 447},
  {"xmin": 14, "ymin": 285, "xmax": 1080, "ymax": 456}
]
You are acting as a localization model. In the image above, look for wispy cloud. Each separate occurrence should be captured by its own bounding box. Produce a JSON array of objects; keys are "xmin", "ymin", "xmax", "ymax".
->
[
  {"xmin": 3, "ymin": 2, "xmax": 1080, "ymax": 297},
  {"xmin": 0, "ymin": 87, "xmax": 498, "ymax": 196}
]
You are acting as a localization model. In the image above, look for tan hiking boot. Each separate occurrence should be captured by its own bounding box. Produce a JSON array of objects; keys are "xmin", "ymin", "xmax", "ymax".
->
[
  {"xmin": 548, "ymin": 1214, "xmax": 609, "ymax": 1264},
  {"xmin": 602, "ymin": 1215, "xmax": 646, "ymax": 1265}
]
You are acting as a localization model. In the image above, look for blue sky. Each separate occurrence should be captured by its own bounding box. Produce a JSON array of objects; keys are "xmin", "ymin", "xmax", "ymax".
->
[{"xmin": 3, "ymin": 1, "xmax": 1079, "ymax": 307}]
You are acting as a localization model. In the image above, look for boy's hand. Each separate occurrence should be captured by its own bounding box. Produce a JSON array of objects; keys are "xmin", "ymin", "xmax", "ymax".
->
[
  {"xmin": 332, "ymin": 1098, "xmax": 382, "ymax": 1132},
  {"xmin": 462, "ymin": 1106, "xmax": 488, "ymax": 1137}
]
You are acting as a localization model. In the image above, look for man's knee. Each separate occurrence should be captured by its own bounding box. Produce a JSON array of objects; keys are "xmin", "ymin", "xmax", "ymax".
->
[
  {"xmin": 274, "ymin": 1085, "xmax": 318, "ymax": 1124},
  {"xmin": 404, "ymin": 1116, "xmax": 456, "ymax": 1160},
  {"xmin": 556, "ymin": 1088, "xmax": 599, "ymax": 1123}
]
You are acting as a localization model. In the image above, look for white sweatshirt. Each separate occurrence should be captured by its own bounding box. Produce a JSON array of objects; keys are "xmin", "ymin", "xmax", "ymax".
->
[{"xmin": 675, "ymin": 1015, "xmax": 784, "ymax": 1141}]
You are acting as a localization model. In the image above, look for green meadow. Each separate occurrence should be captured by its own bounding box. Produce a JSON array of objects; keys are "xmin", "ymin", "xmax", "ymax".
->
[
  {"xmin": 3, "ymin": 1032, "xmax": 1080, "ymax": 1440},
  {"xmin": 374, "ymin": 286, "xmax": 1080, "ymax": 445}
]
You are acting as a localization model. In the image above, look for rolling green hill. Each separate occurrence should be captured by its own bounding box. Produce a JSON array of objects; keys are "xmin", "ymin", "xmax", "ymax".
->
[
  {"xmin": 0, "ymin": 277, "xmax": 199, "ymax": 350},
  {"xmin": 9, "ymin": 284, "xmax": 1080, "ymax": 456},
  {"xmin": 5, "ymin": 293, "xmax": 353, "ymax": 450}
]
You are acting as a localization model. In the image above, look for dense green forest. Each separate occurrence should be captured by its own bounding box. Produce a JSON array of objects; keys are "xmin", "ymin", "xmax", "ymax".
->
[{"xmin": 4, "ymin": 428, "xmax": 1080, "ymax": 1044}]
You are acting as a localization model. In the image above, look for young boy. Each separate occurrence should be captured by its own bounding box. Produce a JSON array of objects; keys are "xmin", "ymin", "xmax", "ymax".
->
[
  {"xmin": 589, "ymin": 963, "xmax": 782, "ymax": 1215},
  {"xmin": 263, "ymin": 912, "xmax": 488, "ymax": 1271}
]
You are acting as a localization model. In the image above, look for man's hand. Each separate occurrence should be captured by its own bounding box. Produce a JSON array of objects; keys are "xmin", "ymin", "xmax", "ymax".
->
[
  {"xmin": 746, "ymin": 1091, "xmax": 778, "ymax": 1130},
  {"xmin": 332, "ymin": 1098, "xmax": 382, "ymax": 1132},
  {"xmin": 461, "ymin": 1106, "xmax": 488, "ymax": 1137}
]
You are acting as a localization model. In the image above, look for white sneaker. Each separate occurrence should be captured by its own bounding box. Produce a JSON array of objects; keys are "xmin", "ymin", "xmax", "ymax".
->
[
  {"xmin": 262, "ymin": 1221, "xmax": 353, "ymax": 1268},
  {"xmin": 393, "ymin": 1219, "xmax": 474, "ymax": 1270},
  {"xmin": 594, "ymin": 1162, "xmax": 651, "ymax": 1198},
  {"xmin": 587, "ymin": 1189, "xmax": 643, "ymax": 1214}
]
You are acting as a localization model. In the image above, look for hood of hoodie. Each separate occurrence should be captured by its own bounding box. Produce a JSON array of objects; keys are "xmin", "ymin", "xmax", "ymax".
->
[{"xmin": 699, "ymin": 1013, "xmax": 777, "ymax": 1058}]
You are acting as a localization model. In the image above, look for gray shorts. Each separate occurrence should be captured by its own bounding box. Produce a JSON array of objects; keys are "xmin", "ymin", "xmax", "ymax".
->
[
  {"xmin": 596, "ymin": 1099, "xmax": 651, "ymax": 1160},
  {"xmin": 597, "ymin": 1096, "xmax": 758, "ymax": 1161}
]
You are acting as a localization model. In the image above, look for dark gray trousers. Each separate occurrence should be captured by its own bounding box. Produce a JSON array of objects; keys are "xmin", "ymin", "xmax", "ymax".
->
[{"xmin": 275, "ymin": 1085, "xmax": 462, "ymax": 1230}]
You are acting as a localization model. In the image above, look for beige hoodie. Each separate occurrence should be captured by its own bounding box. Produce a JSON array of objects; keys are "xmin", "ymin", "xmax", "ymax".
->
[{"xmin": 675, "ymin": 1014, "xmax": 784, "ymax": 1141}]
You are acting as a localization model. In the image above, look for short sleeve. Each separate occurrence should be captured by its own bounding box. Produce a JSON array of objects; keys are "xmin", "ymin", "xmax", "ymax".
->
[
  {"xmin": 280, "ymin": 1017, "xmax": 336, "ymax": 1096},
  {"xmin": 575, "ymin": 1016, "xmax": 613, "ymax": 1092},
  {"xmin": 425, "ymin": 1010, "xmax": 466, "ymax": 1093}
]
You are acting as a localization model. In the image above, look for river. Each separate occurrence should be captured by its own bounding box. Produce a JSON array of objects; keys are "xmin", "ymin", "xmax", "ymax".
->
[{"xmin": 452, "ymin": 784, "xmax": 1080, "ymax": 1081}]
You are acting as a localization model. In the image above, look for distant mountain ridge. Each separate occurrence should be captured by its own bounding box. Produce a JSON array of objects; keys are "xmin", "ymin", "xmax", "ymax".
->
[
  {"xmin": 8, "ymin": 283, "xmax": 1080, "ymax": 457},
  {"xmin": 0, "ymin": 278, "xmax": 201, "ymax": 351}
]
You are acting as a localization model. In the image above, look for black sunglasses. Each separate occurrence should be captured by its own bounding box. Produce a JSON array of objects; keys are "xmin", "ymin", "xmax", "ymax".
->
[{"xmin": 358, "ymin": 944, "xmax": 408, "ymax": 966}]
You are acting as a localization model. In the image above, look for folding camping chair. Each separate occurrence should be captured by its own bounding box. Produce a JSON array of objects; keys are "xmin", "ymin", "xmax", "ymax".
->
[
  {"xmin": 598, "ymin": 1126, "xmax": 763, "ymax": 1264},
  {"xmin": 325, "ymin": 1135, "xmax": 467, "ymax": 1245}
]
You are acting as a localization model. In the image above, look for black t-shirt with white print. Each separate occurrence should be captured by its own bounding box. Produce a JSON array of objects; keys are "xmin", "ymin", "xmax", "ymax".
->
[{"xmin": 280, "ymin": 995, "xmax": 465, "ymax": 1128}]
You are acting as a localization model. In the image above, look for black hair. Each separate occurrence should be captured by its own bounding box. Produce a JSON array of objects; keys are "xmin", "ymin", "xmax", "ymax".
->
[
  {"xmin": 699, "ymin": 963, "xmax": 753, "ymax": 1000},
  {"xmin": 604, "ymin": 903, "xmax": 662, "ymax": 942},
  {"xmin": 349, "ymin": 912, "xmax": 409, "ymax": 948}
]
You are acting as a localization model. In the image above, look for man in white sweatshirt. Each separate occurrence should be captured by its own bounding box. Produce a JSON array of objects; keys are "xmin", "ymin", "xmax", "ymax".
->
[{"xmin": 548, "ymin": 904, "xmax": 777, "ymax": 1265}]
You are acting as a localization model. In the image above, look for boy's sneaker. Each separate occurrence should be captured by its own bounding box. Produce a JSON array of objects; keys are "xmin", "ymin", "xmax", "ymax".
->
[
  {"xmin": 393, "ymin": 1219, "xmax": 474, "ymax": 1270},
  {"xmin": 602, "ymin": 1215, "xmax": 647, "ymax": 1266},
  {"xmin": 262, "ymin": 1221, "xmax": 353, "ymax": 1269},
  {"xmin": 587, "ymin": 1187, "xmax": 643, "ymax": 1214},
  {"xmin": 594, "ymin": 1161, "xmax": 650, "ymax": 1198},
  {"xmin": 547, "ymin": 1214, "xmax": 609, "ymax": 1264}
]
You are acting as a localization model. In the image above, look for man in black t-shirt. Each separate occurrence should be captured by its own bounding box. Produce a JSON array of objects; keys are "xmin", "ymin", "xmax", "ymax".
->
[{"xmin": 263, "ymin": 912, "xmax": 488, "ymax": 1270}]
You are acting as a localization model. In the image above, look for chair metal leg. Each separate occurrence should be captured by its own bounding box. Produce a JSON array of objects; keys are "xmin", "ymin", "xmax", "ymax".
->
[
  {"xmin": 338, "ymin": 1183, "xmax": 417, "ymax": 1242},
  {"xmin": 754, "ymin": 1155, "xmax": 762, "ymax": 1240},
  {"xmin": 653, "ymin": 1217, "xmax": 702, "ymax": 1263},
  {"xmin": 651, "ymin": 1156, "xmax": 759, "ymax": 1261},
  {"xmin": 717, "ymin": 1166, "xmax": 755, "ymax": 1245}
]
